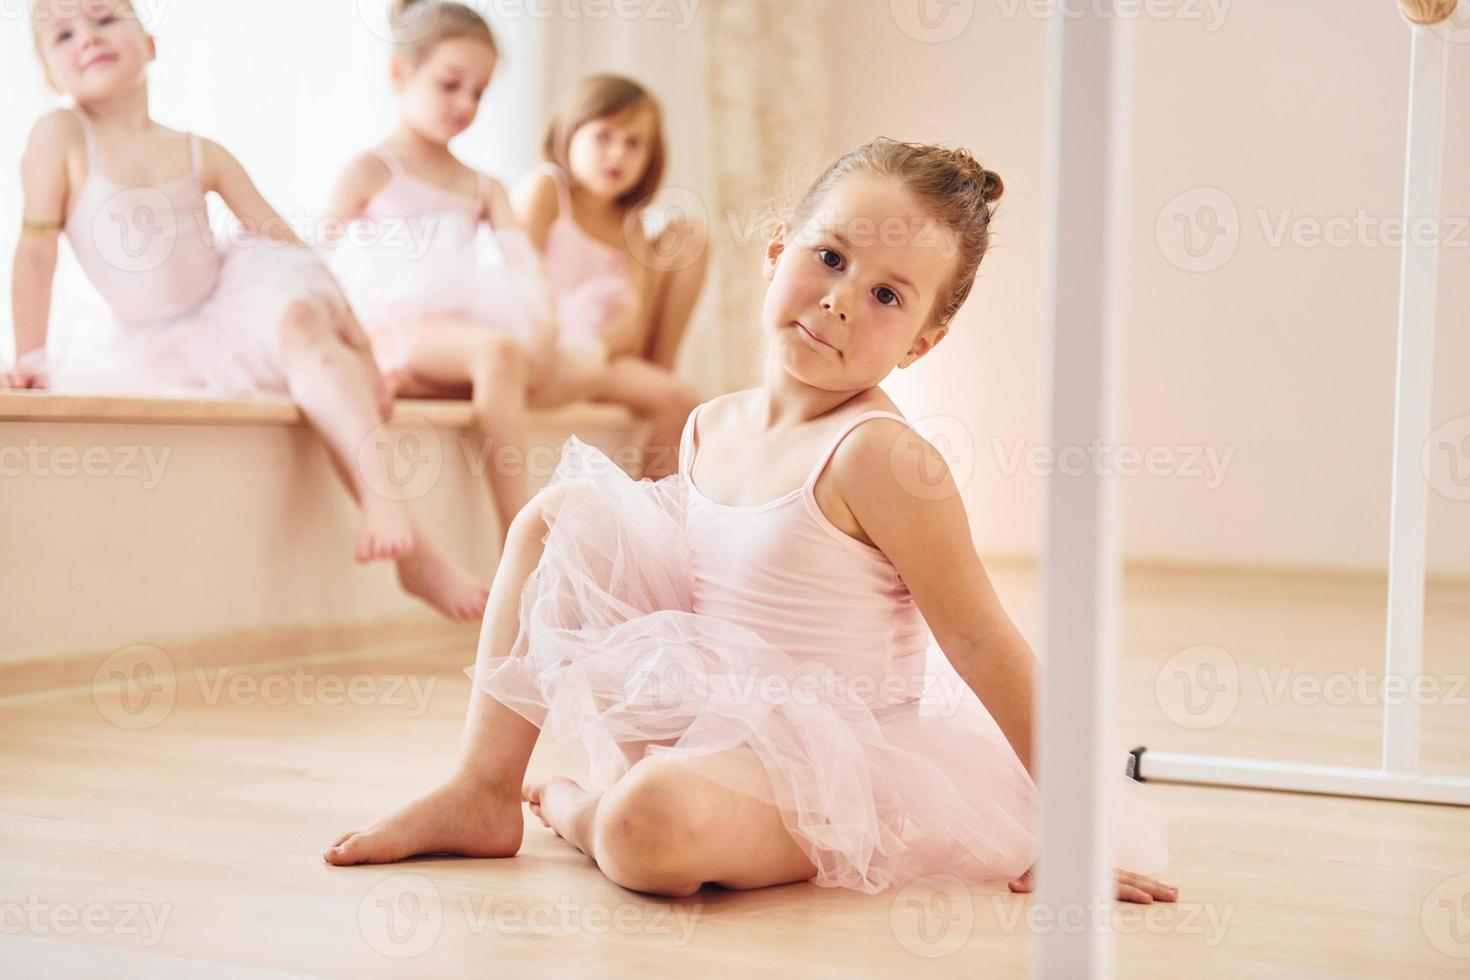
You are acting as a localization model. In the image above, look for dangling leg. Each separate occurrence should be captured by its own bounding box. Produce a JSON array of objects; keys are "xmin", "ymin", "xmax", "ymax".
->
[
  {"xmin": 276, "ymin": 298, "xmax": 413, "ymax": 563},
  {"xmin": 278, "ymin": 299, "xmax": 490, "ymax": 622},
  {"xmin": 325, "ymin": 491, "xmax": 560, "ymax": 865},
  {"xmin": 392, "ymin": 319, "xmax": 534, "ymax": 541}
]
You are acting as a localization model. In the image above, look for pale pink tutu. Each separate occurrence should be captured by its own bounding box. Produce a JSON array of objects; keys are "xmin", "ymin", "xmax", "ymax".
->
[
  {"xmin": 48, "ymin": 237, "xmax": 340, "ymax": 398},
  {"xmin": 472, "ymin": 438, "xmax": 1169, "ymax": 894},
  {"xmin": 328, "ymin": 215, "xmax": 555, "ymax": 374}
]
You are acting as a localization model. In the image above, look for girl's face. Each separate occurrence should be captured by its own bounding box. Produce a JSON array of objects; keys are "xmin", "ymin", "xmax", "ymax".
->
[
  {"xmin": 565, "ymin": 103, "xmax": 656, "ymax": 203},
  {"xmin": 393, "ymin": 37, "xmax": 496, "ymax": 146},
  {"xmin": 762, "ymin": 173, "xmax": 959, "ymax": 391},
  {"xmin": 33, "ymin": 0, "xmax": 153, "ymax": 102}
]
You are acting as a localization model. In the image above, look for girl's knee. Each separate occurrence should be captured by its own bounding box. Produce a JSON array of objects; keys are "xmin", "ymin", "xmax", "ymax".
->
[
  {"xmin": 506, "ymin": 483, "xmax": 573, "ymax": 546},
  {"xmin": 277, "ymin": 299, "xmax": 337, "ymax": 353},
  {"xmin": 592, "ymin": 761, "xmax": 709, "ymax": 896}
]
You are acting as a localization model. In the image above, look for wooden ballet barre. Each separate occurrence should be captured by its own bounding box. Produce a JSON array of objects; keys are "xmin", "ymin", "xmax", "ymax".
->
[{"xmin": 0, "ymin": 391, "xmax": 636, "ymax": 430}]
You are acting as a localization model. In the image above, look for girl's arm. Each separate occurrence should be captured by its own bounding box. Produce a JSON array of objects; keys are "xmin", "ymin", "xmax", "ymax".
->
[
  {"xmin": 831, "ymin": 417, "xmax": 1037, "ymax": 772},
  {"xmin": 203, "ymin": 141, "xmax": 383, "ymax": 396},
  {"xmin": 6, "ymin": 111, "xmax": 76, "ymax": 388},
  {"xmin": 510, "ymin": 169, "xmax": 560, "ymax": 253},
  {"xmin": 482, "ymin": 173, "xmax": 558, "ymax": 373},
  {"xmin": 201, "ymin": 138, "xmax": 312, "ymax": 251},
  {"xmin": 830, "ymin": 417, "xmax": 1178, "ymax": 904},
  {"xmin": 321, "ymin": 152, "xmax": 391, "ymax": 247}
]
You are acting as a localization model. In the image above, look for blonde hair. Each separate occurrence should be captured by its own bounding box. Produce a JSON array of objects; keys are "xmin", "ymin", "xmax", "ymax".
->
[
  {"xmin": 789, "ymin": 138, "xmax": 1004, "ymax": 328},
  {"xmin": 541, "ymin": 74, "xmax": 666, "ymax": 211},
  {"xmin": 389, "ymin": 0, "xmax": 498, "ymax": 67}
]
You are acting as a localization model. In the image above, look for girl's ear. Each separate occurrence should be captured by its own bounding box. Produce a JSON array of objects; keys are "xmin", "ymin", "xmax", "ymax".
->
[
  {"xmin": 389, "ymin": 55, "xmax": 408, "ymax": 90},
  {"xmin": 898, "ymin": 323, "xmax": 949, "ymax": 369},
  {"xmin": 762, "ymin": 221, "xmax": 787, "ymax": 283}
]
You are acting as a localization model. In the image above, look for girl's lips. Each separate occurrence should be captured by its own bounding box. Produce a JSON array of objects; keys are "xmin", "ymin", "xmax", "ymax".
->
[
  {"xmin": 82, "ymin": 53, "xmax": 118, "ymax": 70},
  {"xmin": 796, "ymin": 321, "xmax": 836, "ymax": 351}
]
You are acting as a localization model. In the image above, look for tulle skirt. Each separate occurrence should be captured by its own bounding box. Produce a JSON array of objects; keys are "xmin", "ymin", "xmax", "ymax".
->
[
  {"xmin": 471, "ymin": 437, "xmax": 1170, "ymax": 894},
  {"xmin": 48, "ymin": 237, "xmax": 340, "ymax": 398},
  {"xmin": 328, "ymin": 217, "xmax": 558, "ymax": 374}
]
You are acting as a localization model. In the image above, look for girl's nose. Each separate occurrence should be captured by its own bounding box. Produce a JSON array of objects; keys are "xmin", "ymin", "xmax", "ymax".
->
[{"xmin": 821, "ymin": 296, "xmax": 847, "ymax": 322}]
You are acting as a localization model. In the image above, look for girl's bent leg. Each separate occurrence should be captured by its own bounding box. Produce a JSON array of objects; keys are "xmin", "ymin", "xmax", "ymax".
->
[
  {"xmin": 395, "ymin": 320, "xmax": 534, "ymax": 541},
  {"xmin": 524, "ymin": 749, "xmax": 818, "ymax": 898},
  {"xmin": 641, "ymin": 219, "xmax": 711, "ymax": 372},
  {"xmin": 325, "ymin": 492, "xmax": 557, "ymax": 866},
  {"xmin": 591, "ymin": 357, "xmax": 699, "ymax": 480}
]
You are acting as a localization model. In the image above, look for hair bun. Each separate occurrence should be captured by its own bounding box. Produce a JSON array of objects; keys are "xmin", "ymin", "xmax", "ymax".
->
[{"xmin": 946, "ymin": 146, "xmax": 1004, "ymax": 207}]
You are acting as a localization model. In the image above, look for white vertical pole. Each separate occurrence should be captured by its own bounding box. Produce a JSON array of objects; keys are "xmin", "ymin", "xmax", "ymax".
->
[
  {"xmin": 1382, "ymin": 17, "xmax": 1449, "ymax": 776},
  {"xmin": 1036, "ymin": 4, "xmax": 1124, "ymax": 978}
]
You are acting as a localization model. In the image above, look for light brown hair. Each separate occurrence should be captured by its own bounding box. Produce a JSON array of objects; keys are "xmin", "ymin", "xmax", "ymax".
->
[
  {"xmin": 789, "ymin": 137, "xmax": 1004, "ymax": 328},
  {"xmin": 541, "ymin": 74, "xmax": 666, "ymax": 210},
  {"xmin": 390, "ymin": 0, "xmax": 498, "ymax": 67}
]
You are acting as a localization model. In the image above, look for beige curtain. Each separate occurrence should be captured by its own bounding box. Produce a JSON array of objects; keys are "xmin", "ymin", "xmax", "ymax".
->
[{"xmin": 697, "ymin": 0, "xmax": 831, "ymax": 393}]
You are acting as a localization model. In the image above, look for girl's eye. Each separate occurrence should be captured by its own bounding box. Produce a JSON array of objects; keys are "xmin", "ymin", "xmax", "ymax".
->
[
  {"xmin": 817, "ymin": 247, "xmax": 843, "ymax": 270},
  {"xmin": 874, "ymin": 286, "xmax": 900, "ymax": 307},
  {"xmin": 596, "ymin": 130, "xmax": 612, "ymax": 144},
  {"xmin": 440, "ymin": 82, "xmax": 457, "ymax": 92},
  {"xmin": 98, "ymin": 15, "xmax": 116, "ymax": 26}
]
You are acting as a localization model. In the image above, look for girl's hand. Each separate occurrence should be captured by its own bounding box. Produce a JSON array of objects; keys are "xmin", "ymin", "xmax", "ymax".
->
[
  {"xmin": 1006, "ymin": 865, "xmax": 1179, "ymax": 905},
  {"xmin": 1, "ymin": 366, "xmax": 48, "ymax": 390},
  {"xmin": 2, "ymin": 350, "xmax": 50, "ymax": 390}
]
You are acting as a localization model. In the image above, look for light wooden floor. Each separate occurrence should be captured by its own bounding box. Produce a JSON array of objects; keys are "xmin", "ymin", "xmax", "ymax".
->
[{"xmin": 3, "ymin": 565, "xmax": 1469, "ymax": 978}]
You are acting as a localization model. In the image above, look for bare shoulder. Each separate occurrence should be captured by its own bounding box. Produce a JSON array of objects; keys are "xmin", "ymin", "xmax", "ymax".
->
[
  {"xmin": 336, "ymin": 149, "xmax": 393, "ymax": 192},
  {"xmin": 828, "ymin": 397, "xmax": 953, "ymax": 498},
  {"xmin": 24, "ymin": 108, "xmax": 83, "ymax": 161},
  {"xmin": 514, "ymin": 167, "xmax": 560, "ymax": 212}
]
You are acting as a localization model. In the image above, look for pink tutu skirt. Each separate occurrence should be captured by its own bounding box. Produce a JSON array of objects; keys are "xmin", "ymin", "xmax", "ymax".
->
[
  {"xmin": 329, "ymin": 216, "xmax": 554, "ymax": 374},
  {"xmin": 49, "ymin": 238, "xmax": 340, "ymax": 398},
  {"xmin": 472, "ymin": 438, "xmax": 1169, "ymax": 894}
]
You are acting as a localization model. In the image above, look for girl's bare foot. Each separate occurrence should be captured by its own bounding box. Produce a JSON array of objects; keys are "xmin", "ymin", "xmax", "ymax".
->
[
  {"xmin": 523, "ymin": 775, "xmax": 601, "ymax": 859},
  {"xmin": 356, "ymin": 495, "xmax": 415, "ymax": 563},
  {"xmin": 395, "ymin": 537, "xmax": 489, "ymax": 623},
  {"xmin": 324, "ymin": 774, "xmax": 523, "ymax": 866}
]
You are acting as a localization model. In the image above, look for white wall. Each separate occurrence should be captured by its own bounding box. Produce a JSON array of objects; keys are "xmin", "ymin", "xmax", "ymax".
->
[
  {"xmin": 831, "ymin": 0, "xmax": 1470, "ymax": 576},
  {"xmin": 5, "ymin": 0, "xmax": 1468, "ymax": 576}
]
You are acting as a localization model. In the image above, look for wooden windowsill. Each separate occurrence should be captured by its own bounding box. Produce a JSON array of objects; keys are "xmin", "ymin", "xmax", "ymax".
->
[{"xmin": 0, "ymin": 391, "xmax": 637, "ymax": 429}]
